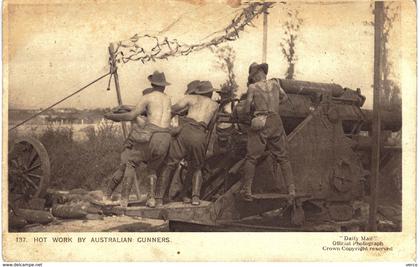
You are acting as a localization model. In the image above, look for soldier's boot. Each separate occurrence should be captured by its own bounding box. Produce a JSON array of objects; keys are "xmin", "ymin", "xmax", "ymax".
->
[
  {"xmin": 178, "ymin": 187, "xmax": 191, "ymax": 203},
  {"xmin": 239, "ymin": 177, "xmax": 253, "ymax": 202},
  {"xmin": 280, "ymin": 161, "xmax": 296, "ymax": 197},
  {"xmin": 179, "ymin": 170, "xmax": 193, "ymax": 204},
  {"xmin": 120, "ymin": 165, "xmax": 135, "ymax": 208},
  {"xmin": 240, "ymin": 160, "xmax": 255, "ymax": 202},
  {"xmin": 191, "ymin": 170, "xmax": 203, "ymax": 206},
  {"xmin": 146, "ymin": 174, "xmax": 157, "ymax": 208},
  {"xmin": 155, "ymin": 198, "xmax": 163, "ymax": 207},
  {"xmin": 104, "ymin": 165, "xmax": 125, "ymax": 200},
  {"xmin": 182, "ymin": 196, "xmax": 191, "ymax": 204},
  {"xmin": 155, "ymin": 166, "xmax": 174, "ymax": 207},
  {"xmin": 288, "ymin": 184, "xmax": 296, "ymax": 196},
  {"xmin": 239, "ymin": 174, "xmax": 254, "ymax": 202},
  {"xmin": 104, "ymin": 187, "xmax": 114, "ymax": 201}
]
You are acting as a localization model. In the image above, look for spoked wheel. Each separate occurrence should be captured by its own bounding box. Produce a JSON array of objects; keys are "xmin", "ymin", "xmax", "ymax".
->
[{"xmin": 8, "ymin": 137, "xmax": 50, "ymax": 205}]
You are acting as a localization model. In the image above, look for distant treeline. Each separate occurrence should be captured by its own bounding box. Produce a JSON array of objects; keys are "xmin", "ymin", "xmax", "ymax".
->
[{"xmin": 9, "ymin": 108, "xmax": 111, "ymax": 124}]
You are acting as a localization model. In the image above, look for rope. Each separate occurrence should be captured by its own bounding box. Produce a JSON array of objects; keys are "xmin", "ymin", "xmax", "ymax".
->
[
  {"xmin": 9, "ymin": 72, "xmax": 112, "ymax": 131},
  {"xmin": 157, "ymin": 5, "xmax": 205, "ymax": 35}
]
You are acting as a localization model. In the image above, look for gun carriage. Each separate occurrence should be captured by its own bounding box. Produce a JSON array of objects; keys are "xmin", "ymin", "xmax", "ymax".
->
[{"xmin": 8, "ymin": 78, "xmax": 401, "ymax": 231}]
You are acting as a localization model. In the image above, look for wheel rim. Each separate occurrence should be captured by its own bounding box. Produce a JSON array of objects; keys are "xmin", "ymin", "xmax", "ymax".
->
[{"xmin": 8, "ymin": 137, "xmax": 50, "ymax": 201}]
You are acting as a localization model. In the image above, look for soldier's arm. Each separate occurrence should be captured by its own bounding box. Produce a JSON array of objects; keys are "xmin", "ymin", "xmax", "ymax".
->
[
  {"xmin": 276, "ymin": 80, "xmax": 288, "ymax": 104},
  {"xmin": 111, "ymin": 104, "xmax": 136, "ymax": 114},
  {"xmin": 105, "ymin": 97, "xmax": 148, "ymax": 122},
  {"xmin": 244, "ymin": 86, "xmax": 255, "ymax": 115},
  {"xmin": 171, "ymin": 96, "xmax": 191, "ymax": 117}
]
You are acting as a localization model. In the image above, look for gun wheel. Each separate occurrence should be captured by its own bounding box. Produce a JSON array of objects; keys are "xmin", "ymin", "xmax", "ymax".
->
[{"xmin": 8, "ymin": 137, "xmax": 50, "ymax": 204}]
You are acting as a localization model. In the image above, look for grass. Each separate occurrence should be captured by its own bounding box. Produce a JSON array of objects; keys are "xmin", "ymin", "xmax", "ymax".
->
[{"xmin": 9, "ymin": 121, "xmax": 131, "ymax": 192}]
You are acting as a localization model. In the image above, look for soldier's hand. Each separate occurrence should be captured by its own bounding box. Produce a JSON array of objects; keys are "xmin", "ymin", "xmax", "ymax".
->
[
  {"xmin": 104, "ymin": 112, "xmax": 113, "ymax": 120},
  {"xmin": 104, "ymin": 112, "xmax": 120, "ymax": 122},
  {"xmin": 279, "ymin": 95, "xmax": 288, "ymax": 105},
  {"xmin": 112, "ymin": 105, "xmax": 132, "ymax": 113}
]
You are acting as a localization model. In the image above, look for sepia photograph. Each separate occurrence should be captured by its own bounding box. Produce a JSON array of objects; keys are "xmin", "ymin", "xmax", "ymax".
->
[{"xmin": 2, "ymin": 0, "xmax": 416, "ymax": 262}]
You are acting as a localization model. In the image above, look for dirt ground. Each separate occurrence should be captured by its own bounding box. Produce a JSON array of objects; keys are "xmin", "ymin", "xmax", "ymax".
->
[{"xmin": 23, "ymin": 216, "xmax": 169, "ymax": 232}]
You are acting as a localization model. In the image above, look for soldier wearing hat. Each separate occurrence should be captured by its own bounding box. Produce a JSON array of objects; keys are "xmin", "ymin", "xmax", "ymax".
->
[
  {"xmin": 240, "ymin": 63, "xmax": 296, "ymax": 201},
  {"xmin": 185, "ymin": 80, "xmax": 201, "ymax": 95},
  {"xmin": 155, "ymin": 80, "xmax": 219, "ymax": 206},
  {"xmin": 102, "ymin": 88, "xmax": 152, "ymax": 203},
  {"xmin": 104, "ymin": 71, "xmax": 172, "ymax": 208}
]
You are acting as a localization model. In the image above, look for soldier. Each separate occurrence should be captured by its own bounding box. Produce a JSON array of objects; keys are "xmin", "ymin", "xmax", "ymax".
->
[
  {"xmin": 240, "ymin": 62, "xmax": 296, "ymax": 201},
  {"xmin": 213, "ymin": 85, "xmax": 236, "ymax": 157},
  {"xmin": 155, "ymin": 80, "xmax": 219, "ymax": 206},
  {"xmin": 104, "ymin": 71, "xmax": 172, "ymax": 208},
  {"xmin": 102, "ymin": 88, "xmax": 151, "ymax": 203}
]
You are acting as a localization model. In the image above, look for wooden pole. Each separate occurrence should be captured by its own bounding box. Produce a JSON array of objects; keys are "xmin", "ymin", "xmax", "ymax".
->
[
  {"xmin": 368, "ymin": 1, "xmax": 384, "ymax": 232},
  {"xmin": 262, "ymin": 7, "xmax": 268, "ymax": 63},
  {"xmin": 108, "ymin": 43, "xmax": 142, "ymax": 201},
  {"xmin": 108, "ymin": 43, "xmax": 128, "ymax": 138}
]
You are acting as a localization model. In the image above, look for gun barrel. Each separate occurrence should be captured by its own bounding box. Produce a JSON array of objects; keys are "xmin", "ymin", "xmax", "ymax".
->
[
  {"xmin": 231, "ymin": 80, "xmax": 401, "ymax": 133},
  {"xmin": 277, "ymin": 79, "xmax": 344, "ymax": 97},
  {"xmin": 360, "ymin": 109, "xmax": 401, "ymax": 132}
]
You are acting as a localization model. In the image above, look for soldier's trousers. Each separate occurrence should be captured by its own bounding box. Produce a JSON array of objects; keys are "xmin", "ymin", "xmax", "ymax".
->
[
  {"xmin": 106, "ymin": 130, "xmax": 171, "ymax": 199},
  {"xmin": 242, "ymin": 112, "xmax": 294, "ymax": 192},
  {"xmin": 156, "ymin": 119, "xmax": 207, "ymax": 200}
]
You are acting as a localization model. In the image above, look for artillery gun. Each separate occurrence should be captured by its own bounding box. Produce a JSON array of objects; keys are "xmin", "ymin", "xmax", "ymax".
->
[
  {"xmin": 94, "ymin": 79, "xmax": 401, "ymax": 231},
  {"xmin": 8, "ymin": 79, "xmax": 401, "ymax": 231}
]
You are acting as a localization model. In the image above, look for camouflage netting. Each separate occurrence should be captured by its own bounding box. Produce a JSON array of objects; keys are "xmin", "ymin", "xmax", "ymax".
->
[{"xmin": 112, "ymin": 2, "xmax": 275, "ymax": 64}]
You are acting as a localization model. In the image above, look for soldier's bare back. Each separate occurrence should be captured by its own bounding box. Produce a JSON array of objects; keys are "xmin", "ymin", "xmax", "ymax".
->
[
  {"xmin": 248, "ymin": 80, "xmax": 287, "ymax": 114},
  {"xmin": 139, "ymin": 91, "xmax": 172, "ymax": 128},
  {"xmin": 182, "ymin": 95, "xmax": 218, "ymax": 125}
]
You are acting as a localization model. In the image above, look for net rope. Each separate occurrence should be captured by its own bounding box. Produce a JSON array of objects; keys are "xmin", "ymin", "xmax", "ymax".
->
[{"xmin": 112, "ymin": 2, "xmax": 275, "ymax": 64}]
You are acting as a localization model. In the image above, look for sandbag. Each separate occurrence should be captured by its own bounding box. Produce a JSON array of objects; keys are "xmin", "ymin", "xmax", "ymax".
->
[
  {"xmin": 27, "ymin": 198, "xmax": 46, "ymax": 210},
  {"xmin": 85, "ymin": 214, "xmax": 104, "ymax": 220},
  {"xmin": 15, "ymin": 209, "xmax": 54, "ymax": 224},
  {"xmin": 86, "ymin": 204, "xmax": 102, "ymax": 215},
  {"xmin": 87, "ymin": 190, "xmax": 105, "ymax": 202},
  {"xmin": 69, "ymin": 188, "xmax": 89, "ymax": 195},
  {"xmin": 9, "ymin": 213, "xmax": 28, "ymax": 229},
  {"xmin": 52, "ymin": 203, "xmax": 89, "ymax": 219},
  {"xmin": 52, "ymin": 193, "xmax": 90, "ymax": 205}
]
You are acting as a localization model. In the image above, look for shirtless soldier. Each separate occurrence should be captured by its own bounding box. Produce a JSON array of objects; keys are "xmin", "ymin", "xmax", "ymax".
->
[
  {"xmin": 155, "ymin": 80, "xmax": 219, "ymax": 206},
  {"xmin": 103, "ymin": 89, "xmax": 152, "ymax": 203},
  {"xmin": 241, "ymin": 63, "xmax": 296, "ymax": 201},
  {"xmin": 104, "ymin": 71, "xmax": 172, "ymax": 208}
]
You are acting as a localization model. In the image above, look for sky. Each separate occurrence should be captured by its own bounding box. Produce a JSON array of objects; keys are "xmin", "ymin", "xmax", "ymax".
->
[{"xmin": 6, "ymin": 0, "xmax": 402, "ymax": 110}]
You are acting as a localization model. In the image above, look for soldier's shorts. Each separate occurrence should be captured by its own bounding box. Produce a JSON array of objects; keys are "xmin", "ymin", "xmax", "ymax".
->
[
  {"xmin": 167, "ymin": 119, "xmax": 207, "ymax": 170},
  {"xmin": 244, "ymin": 112, "xmax": 294, "ymax": 187},
  {"xmin": 246, "ymin": 112, "xmax": 289, "ymax": 162},
  {"xmin": 121, "ymin": 124, "xmax": 171, "ymax": 172}
]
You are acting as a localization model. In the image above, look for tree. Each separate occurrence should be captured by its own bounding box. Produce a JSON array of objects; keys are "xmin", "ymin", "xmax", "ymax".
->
[
  {"xmin": 279, "ymin": 9, "xmax": 303, "ymax": 80},
  {"xmin": 380, "ymin": 3, "xmax": 401, "ymax": 111},
  {"xmin": 365, "ymin": 2, "xmax": 401, "ymax": 111},
  {"xmin": 213, "ymin": 45, "xmax": 238, "ymax": 96}
]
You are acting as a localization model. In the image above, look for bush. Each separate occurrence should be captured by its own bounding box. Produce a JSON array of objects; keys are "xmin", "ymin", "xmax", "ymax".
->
[
  {"xmin": 37, "ymin": 123, "xmax": 124, "ymax": 191},
  {"xmin": 10, "ymin": 122, "xmax": 150, "ymax": 194}
]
